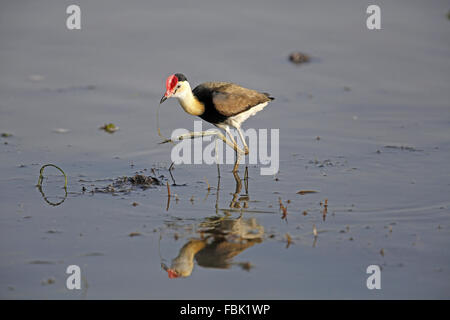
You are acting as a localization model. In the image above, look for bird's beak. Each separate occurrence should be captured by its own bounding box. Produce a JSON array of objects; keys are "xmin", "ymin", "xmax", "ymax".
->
[{"xmin": 160, "ymin": 90, "xmax": 173, "ymax": 104}]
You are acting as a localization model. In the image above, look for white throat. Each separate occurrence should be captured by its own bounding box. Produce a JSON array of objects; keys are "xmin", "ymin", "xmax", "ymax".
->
[{"xmin": 174, "ymin": 82, "xmax": 204, "ymax": 116}]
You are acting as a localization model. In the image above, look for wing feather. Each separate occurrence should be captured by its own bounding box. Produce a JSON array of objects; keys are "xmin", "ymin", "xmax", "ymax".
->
[{"xmin": 193, "ymin": 82, "xmax": 272, "ymax": 117}]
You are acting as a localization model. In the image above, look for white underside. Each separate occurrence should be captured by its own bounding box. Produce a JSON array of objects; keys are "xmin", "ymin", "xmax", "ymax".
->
[{"xmin": 215, "ymin": 102, "xmax": 268, "ymax": 130}]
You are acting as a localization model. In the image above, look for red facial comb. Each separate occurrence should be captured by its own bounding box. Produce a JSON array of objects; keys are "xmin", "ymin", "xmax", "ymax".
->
[{"xmin": 166, "ymin": 74, "xmax": 178, "ymax": 92}]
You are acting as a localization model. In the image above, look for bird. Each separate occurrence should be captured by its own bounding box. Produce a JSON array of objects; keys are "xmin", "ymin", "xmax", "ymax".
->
[
  {"xmin": 159, "ymin": 73, "xmax": 274, "ymax": 172},
  {"xmin": 163, "ymin": 216, "xmax": 264, "ymax": 278}
]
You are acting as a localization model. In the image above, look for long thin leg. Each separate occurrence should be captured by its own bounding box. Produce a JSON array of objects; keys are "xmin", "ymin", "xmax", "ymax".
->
[
  {"xmin": 236, "ymin": 127, "xmax": 249, "ymax": 155},
  {"xmin": 159, "ymin": 130, "xmax": 218, "ymax": 143},
  {"xmin": 224, "ymin": 126, "xmax": 238, "ymax": 147},
  {"xmin": 217, "ymin": 131, "xmax": 246, "ymax": 155},
  {"xmin": 161, "ymin": 130, "xmax": 246, "ymax": 156},
  {"xmin": 215, "ymin": 137, "xmax": 221, "ymax": 178},
  {"xmin": 244, "ymin": 166, "xmax": 248, "ymax": 194},
  {"xmin": 235, "ymin": 153, "xmax": 242, "ymax": 173},
  {"xmin": 224, "ymin": 127, "xmax": 245, "ymax": 172},
  {"xmin": 224, "ymin": 127, "xmax": 244, "ymax": 154},
  {"xmin": 161, "ymin": 129, "xmax": 246, "ymax": 173},
  {"xmin": 215, "ymin": 173, "xmax": 221, "ymax": 214}
]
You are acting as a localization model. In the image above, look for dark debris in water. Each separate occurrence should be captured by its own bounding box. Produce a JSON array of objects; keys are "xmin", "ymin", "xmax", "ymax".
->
[
  {"xmin": 128, "ymin": 174, "xmax": 159, "ymax": 186},
  {"xmin": 41, "ymin": 277, "xmax": 56, "ymax": 285},
  {"xmin": 384, "ymin": 145, "xmax": 422, "ymax": 152},
  {"xmin": 288, "ymin": 52, "xmax": 311, "ymax": 65},
  {"xmin": 46, "ymin": 230, "xmax": 62, "ymax": 234},
  {"xmin": 129, "ymin": 232, "xmax": 142, "ymax": 237},
  {"xmin": 92, "ymin": 174, "xmax": 162, "ymax": 194},
  {"xmin": 29, "ymin": 260, "xmax": 56, "ymax": 265},
  {"xmin": 81, "ymin": 252, "xmax": 105, "ymax": 257},
  {"xmin": 307, "ymin": 158, "xmax": 347, "ymax": 169},
  {"xmin": 238, "ymin": 262, "xmax": 254, "ymax": 272},
  {"xmin": 297, "ymin": 190, "xmax": 318, "ymax": 195}
]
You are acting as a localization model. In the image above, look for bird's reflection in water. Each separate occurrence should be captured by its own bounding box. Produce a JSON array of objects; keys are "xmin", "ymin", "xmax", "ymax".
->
[{"xmin": 162, "ymin": 169, "xmax": 264, "ymax": 279}]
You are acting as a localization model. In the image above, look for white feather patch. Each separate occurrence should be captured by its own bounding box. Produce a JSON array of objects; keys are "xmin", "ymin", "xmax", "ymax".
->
[{"xmin": 225, "ymin": 102, "xmax": 268, "ymax": 128}]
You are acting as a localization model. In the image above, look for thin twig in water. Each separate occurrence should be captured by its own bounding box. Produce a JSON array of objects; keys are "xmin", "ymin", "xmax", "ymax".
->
[
  {"xmin": 156, "ymin": 103, "xmax": 175, "ymax": 145},
  {"xmin": 312, "ymin": 224, "xmax": 318, "ymax": 247},
  {"xmin": 166, "ymin": 181, "xmax": 171, "ymax": 197},
  {"xmin": 168, "ymin": 162, "xmax": 176, "ymax": 185},
  {"xmin": 203, "ymin": 177, "xmax": 211, "ymax": 202},
  {"xmin": 166, "ymin": 181, "xmax": 171, "ymax": 211},
  {"xmin": 322, "ymin": 198, "xmax": 328, "ymax": 221},
  {"xmin": 285, "ymin": 233, "xmax": 293, "ymax": 248},
  {"xmin": 279, "ymin": 197, "xmax": 288, "ymax": 221}
]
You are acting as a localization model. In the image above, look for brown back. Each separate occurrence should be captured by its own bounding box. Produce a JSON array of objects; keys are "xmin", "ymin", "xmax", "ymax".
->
[{"xmin": 193, "ymin": 82, "xmax": 272, "ymax": 117}]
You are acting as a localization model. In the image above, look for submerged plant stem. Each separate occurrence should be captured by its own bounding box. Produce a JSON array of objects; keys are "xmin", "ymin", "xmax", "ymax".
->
[
  {"xmin": 37, "ymin": 164, "xmax": 68, "ymax": 189},
  {"xmin": 36, "ymin": 164, "xmax": 68, "ymax": 206}
]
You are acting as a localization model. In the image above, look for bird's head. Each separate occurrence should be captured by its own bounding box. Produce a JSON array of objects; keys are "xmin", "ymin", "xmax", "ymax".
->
[{"xmin": 160, "ymin": 73, "xmax": 189, "ymax": 104}]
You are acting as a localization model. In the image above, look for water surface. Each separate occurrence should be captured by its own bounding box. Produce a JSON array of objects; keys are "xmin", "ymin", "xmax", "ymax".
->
[{"xmin": 0, "ymin": 0, "xmax": 449, "ymax": 299}]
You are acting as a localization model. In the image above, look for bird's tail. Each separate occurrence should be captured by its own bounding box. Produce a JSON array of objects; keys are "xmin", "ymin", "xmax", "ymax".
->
[{"xmin": 263, "ymin": 92, "xmax": 275, "ymax": 100}]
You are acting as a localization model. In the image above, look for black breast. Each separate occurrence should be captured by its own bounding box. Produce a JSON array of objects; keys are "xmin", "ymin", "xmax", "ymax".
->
[{"xmin": 192, "ymin": 85, "xmax": 228, "ymax": 125}]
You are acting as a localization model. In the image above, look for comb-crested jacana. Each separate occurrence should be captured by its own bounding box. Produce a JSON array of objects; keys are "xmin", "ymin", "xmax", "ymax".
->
[{"xmin": 160, "ymin": 73, "xmax": 274, "ymax": 172}]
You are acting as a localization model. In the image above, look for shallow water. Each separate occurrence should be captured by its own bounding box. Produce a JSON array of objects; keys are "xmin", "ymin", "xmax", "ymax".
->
[{"xmin": 1, "ymin": 0, "xmax": 449, "ymax": 299}]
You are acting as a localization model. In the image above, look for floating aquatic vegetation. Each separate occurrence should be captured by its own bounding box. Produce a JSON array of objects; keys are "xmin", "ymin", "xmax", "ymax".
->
[
  {"xmin": 128, "ymin": 174, "xmax": 160, "ymax": 186},
  {"xmin": 100, "ymin": 123, "xmax": 119, "ymax": 133},
  {"xmin": 129, "ymin": 232, "xmax": 142, "ymax": 237},
  {"xmin": 29, "ymin": 260, "xmax": 56, "ymax": 265},
  {"xmin": 297, "ymin": 190, "xmax": 318, "ymax": 195},
  {"xmin": 278, "ymin": 198, "xmax": 288, "ymax": 221},
  {"xmin": 41, "ymin": 277, "xmax": 56, "ymax": 286},
  {"xmin": 237, "ymin": 262, "xmax": 253, "ymax": 272},
  {"xmin": 93, "ymin": 174, "xmax": 161, "ymax": 194},
  {"xmin": 285, "ymin": 233, "xmax": 293, "ymax": 248}
]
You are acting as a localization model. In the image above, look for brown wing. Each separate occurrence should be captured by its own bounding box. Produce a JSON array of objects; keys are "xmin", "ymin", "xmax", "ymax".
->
[{"xmin": 194, "ymin": 82, "xmax": 273, "ymax": 117}]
